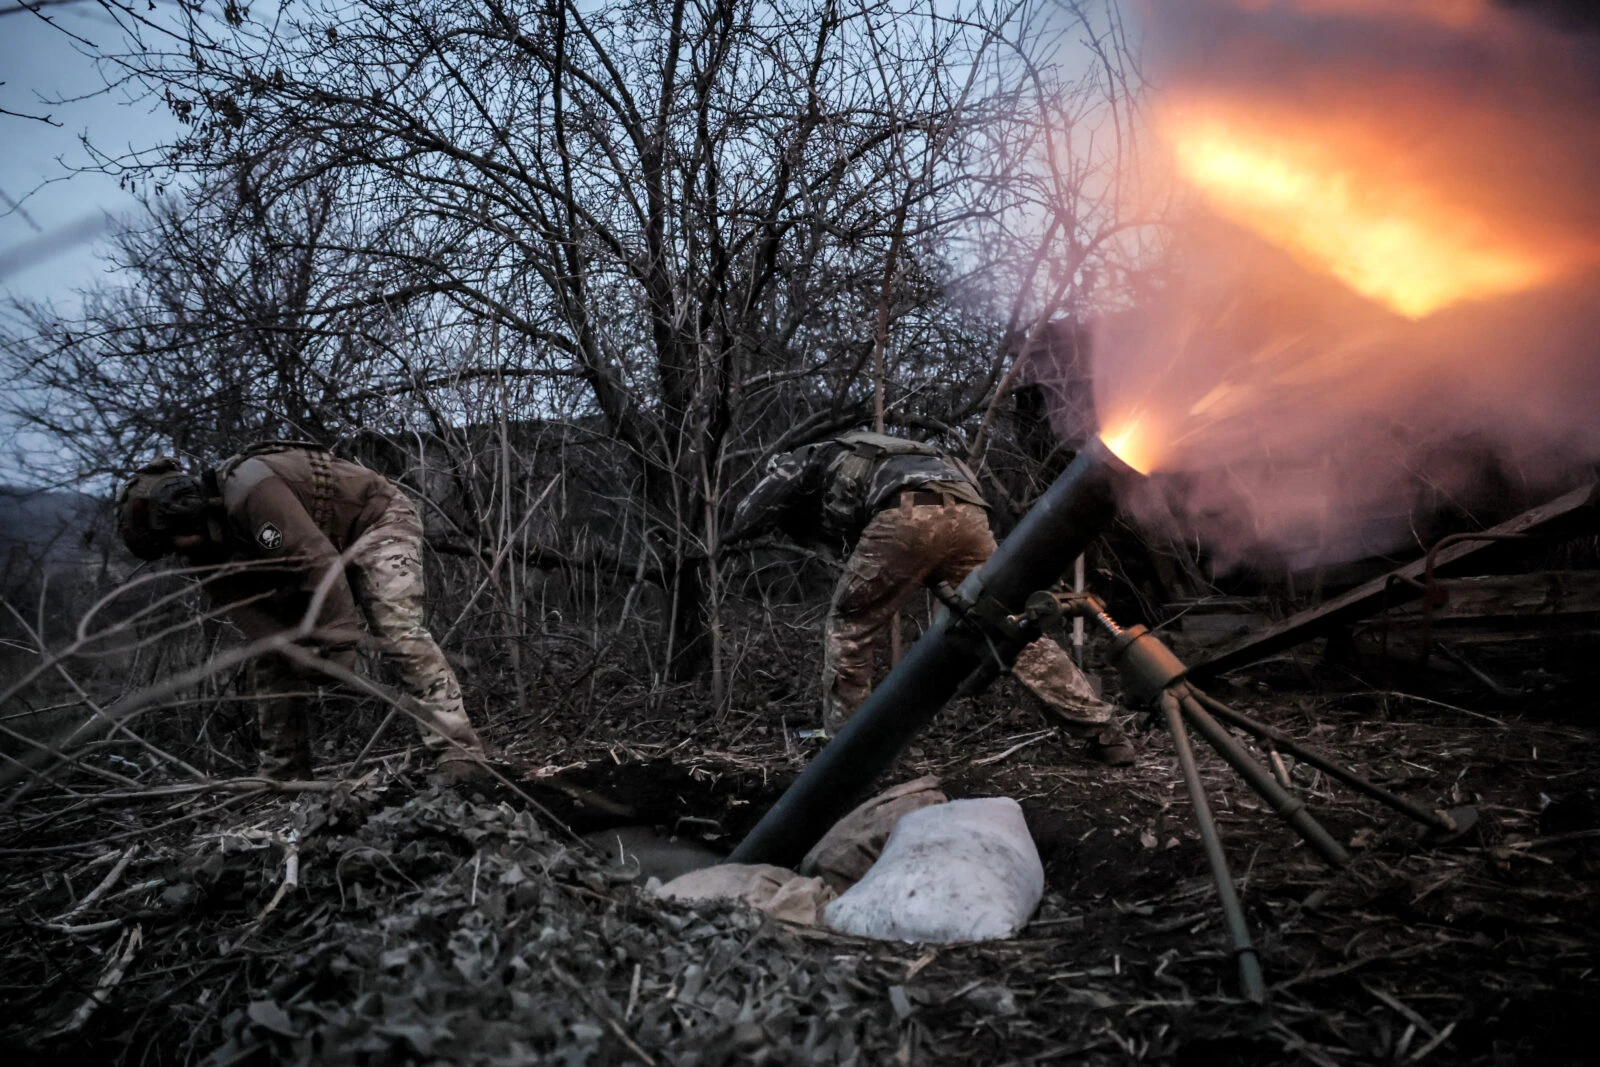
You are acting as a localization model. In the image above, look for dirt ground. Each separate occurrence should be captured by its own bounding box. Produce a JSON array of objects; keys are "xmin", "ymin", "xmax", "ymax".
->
[{"xmin": 2, "ymin": 631, "xmax": 1597, "ymax": 1065}]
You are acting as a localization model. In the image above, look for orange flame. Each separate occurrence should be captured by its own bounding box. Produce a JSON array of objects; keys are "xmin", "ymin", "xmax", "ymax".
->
[
  {"xmin": 1159, "ymin": 106, "xmax": 1578, "ymax": 319},
  {"xmin": 1099, "ymin": 419, "xmax": 1160, "ymax": 476}
]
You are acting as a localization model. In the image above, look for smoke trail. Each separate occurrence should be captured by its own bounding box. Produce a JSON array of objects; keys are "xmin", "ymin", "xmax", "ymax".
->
[{"xmin": 0, "ymin": 211, "xmax": 112, "ymax": 281}]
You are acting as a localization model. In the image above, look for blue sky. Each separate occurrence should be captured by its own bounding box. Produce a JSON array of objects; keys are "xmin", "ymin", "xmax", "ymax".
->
[
  {"xmin": 1, "ymin": 3, "xmax": 184, "ymax": 487},
  {"xmin": 0, "ymin": 2, "xmax": 181, "ymax": 308}
]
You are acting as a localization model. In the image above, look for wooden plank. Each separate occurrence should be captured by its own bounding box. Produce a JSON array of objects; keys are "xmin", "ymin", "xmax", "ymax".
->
[
  {"xmin": 1380, "ymin": 571, "xmax": 1600, "ymax": 621},
  {"xmin": 1187, "ymin": 481, "xmax": 1600, "ymax": 680},
  {"xmin": 1376, "ymin": 623, "xmax": 1600, "ymax": 647}
]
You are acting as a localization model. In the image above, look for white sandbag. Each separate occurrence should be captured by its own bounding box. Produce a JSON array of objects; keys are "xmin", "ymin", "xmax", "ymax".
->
[
  {"xmin": 822, "ymin": 798, "xmax": 1043, "ymax": 942},
  {"xmin": 656, "ymin": 863, "xmax": 836, "ymax": 925},
  {"xmin": 799, "ymin": 775, "xmax": 948, "ymax": 894}
]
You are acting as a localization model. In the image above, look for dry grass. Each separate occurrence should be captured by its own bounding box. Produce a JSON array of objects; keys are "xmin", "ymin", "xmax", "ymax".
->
[{"xmin": 1, "ymin": 619, "xmax": 1597, "ymax": 1064}]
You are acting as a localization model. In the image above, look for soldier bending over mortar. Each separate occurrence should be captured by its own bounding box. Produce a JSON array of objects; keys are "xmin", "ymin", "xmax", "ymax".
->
[
  {"xmin": 728, "ymin": 431, "xmax": 1136, "ymax": 765},
  {"xmin": 115, "ymin": 441, "xmax": 487, "ymax": 782}
]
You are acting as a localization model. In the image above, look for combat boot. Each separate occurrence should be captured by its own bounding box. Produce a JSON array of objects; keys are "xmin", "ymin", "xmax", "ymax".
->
[
  {"xmin": 1084, "ymin": 725, "xmax": 1137, "ymax": 767},
  {"xmin": 258, "ymin": 747, "xmax": 314, "ymax": 781},
  {"xmin": 428, "ymin": 749, "xmax": 494, "ymax": 788}
]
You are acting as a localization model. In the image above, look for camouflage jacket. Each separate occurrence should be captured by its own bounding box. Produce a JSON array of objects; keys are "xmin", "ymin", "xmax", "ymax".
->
[
  {"xmin": 196, "ymin": 443, "xmax": 402, "ymax": 646},
  {"xmin": 729, "ymin": 431, "xmax": 988, "ymax": 550}
]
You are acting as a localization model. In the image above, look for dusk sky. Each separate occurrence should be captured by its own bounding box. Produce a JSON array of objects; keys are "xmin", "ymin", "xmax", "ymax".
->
[
  {"xmin": 0, "ymin": 3, "xmax": 180, "ymax": 309},
  {"xmin": 1, "ymin": 3, "xmax": 185, "ymax": 485}
]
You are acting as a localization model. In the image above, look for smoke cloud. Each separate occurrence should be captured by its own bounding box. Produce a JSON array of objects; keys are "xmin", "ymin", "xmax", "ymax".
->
[{"xmin": 1088, "ymin": 0, "xmax": 1600, "ymax": 573}]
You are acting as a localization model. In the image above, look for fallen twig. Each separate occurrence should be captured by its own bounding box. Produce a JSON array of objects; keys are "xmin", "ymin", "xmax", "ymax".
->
[
  {"xmin": 54, "ymin": 844, "xmax": 138, "ymax": 922},
  {"xmin": 1408, "ymin": 1020, "xmax": 1458, "ymax": 1063},
  {"xmin": 0, "ymin": 789, "xmax": 266, "ymax": 855},
  {"xmin": 550, "ymin": 962, "xmax": 657, "ymax": 1065},
  {"xmin": 973, "ymin": 729, "xmax": 1057, "ymax": 767},
  {"xmin": 36, "ymin": 918, "xmax": 125, "ymax": 935},
  {"xmin": 84, "ymin": 775, "xmax": 374, "ymax": 801},
  {"xmin": 257, "ymin": 830, "xmax": 301, "ymax": 920},
  {"xmin": 1363, "ymin": 982, "xmax": 1438, "ymax": 1038},
  {"xmin": 52, "ymin": 924, "xmax": 142, "ymax": 1035}
]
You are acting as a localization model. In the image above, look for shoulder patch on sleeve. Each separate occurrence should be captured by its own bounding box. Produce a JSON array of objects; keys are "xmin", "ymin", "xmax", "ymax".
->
[{"xmin": 255, "ymin": 522, "xmax": 284, "ymax": 551}]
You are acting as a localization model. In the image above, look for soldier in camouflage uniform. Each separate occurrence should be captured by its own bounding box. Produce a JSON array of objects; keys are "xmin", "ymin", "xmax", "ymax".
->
[
  {"xmin": 115, "ymin": 443, "xmax": 486, "ymax": 781},
  {"xmin": 729, "ymin": 431, "xmax": 1135, "ymax": 764}
]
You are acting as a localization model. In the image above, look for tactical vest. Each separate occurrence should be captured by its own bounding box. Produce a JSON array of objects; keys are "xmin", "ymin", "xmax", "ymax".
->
[
  {"xmin": 816, "ymin": 431, "xmax": 987, "ymax": 538},
  {"xmin": 215, "ymin": 440, "xmax": 338, "ymax": 535}
]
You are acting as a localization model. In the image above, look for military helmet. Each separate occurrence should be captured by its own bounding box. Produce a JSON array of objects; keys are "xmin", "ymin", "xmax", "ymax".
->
[{"xmin": 114, "ymin": 457, "xmax": 209, "ymax": 560}]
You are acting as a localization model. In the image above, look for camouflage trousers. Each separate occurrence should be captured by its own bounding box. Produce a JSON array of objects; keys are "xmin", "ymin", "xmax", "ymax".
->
[
  {"xmin": 821, "ymin": 499, "xmax": 1119, "ymax": 738},
  {"xmin": 255, "ymin": 496, "xmax": 483, "ymax": 778}
]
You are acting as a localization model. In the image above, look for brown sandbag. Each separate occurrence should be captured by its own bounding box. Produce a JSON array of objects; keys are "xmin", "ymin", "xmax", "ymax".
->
[
  {"xmin": 656, "ymin": 863, "xmax": 836, "ymax": 925},
  {"xmin": 798, "ymin": 775, "xmax": 947, "ymax": 894}
]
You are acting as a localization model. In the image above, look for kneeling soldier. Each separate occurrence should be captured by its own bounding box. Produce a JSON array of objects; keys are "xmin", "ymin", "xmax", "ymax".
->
[
  {"xmin": 729, "ymin": 430, "xmax": 1135, "ymax": 764},
  {"xmin": 115, "ymin": 441, "xmax": 486, "ymax": 781}
]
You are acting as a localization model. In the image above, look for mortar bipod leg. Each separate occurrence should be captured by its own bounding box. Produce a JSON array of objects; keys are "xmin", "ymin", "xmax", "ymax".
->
[
  {"xmin": 1160, "ymin": 690, "xmax": 1268, "ymax": 1003},
  {"xmin": 1188, "ymin": 689, "xmax": 1465, "ymax": 836},
  {"xmin": 1177, "ymin": 691, "xmax": 1351, "ymax": 869}
]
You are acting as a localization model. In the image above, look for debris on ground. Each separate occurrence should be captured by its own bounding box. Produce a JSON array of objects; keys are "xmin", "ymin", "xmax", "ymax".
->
[{"xmin": 3, "ymin": 650, "xmax": 1598, "ymax": 1064}]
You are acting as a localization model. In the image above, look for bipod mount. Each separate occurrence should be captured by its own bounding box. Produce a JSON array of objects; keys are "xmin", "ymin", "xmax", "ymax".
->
[{"xmin": 1058, "ymin": 593, "xmax": 1482, "ymax": 1004}]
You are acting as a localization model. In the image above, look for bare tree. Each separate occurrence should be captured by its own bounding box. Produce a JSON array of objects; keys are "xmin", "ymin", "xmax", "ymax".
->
[
  {"xmin": 2, "ymin": 159, "xmax": 429, "ymax": 471},
  {"xmin": 6, "ymin": 1, "xmax": 1151, "ymax": 706}
]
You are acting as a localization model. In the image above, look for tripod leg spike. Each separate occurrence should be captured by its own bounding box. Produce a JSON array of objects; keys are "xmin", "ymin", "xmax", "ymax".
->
[
  {"xmin": 1161, "ymin": 691, "xmax": 1268, "ymax": 1004},
  {"xmin": 1190, "ymin": 689, "xmax": 1468, "ymax": 836},
  {"xmin": 1179, "ymin": 692, "xmax": 1351, "ymax": 868}
]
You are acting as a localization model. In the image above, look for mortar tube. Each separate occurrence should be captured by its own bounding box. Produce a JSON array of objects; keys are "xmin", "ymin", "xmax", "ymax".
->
[
  {"xmin": 1162, "ymin": 689, "xmax": 1268, "ymax": 1003},
  {"xmin": 729, "ymin": 437, "xmax": 1138, "ymax": 868}
]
